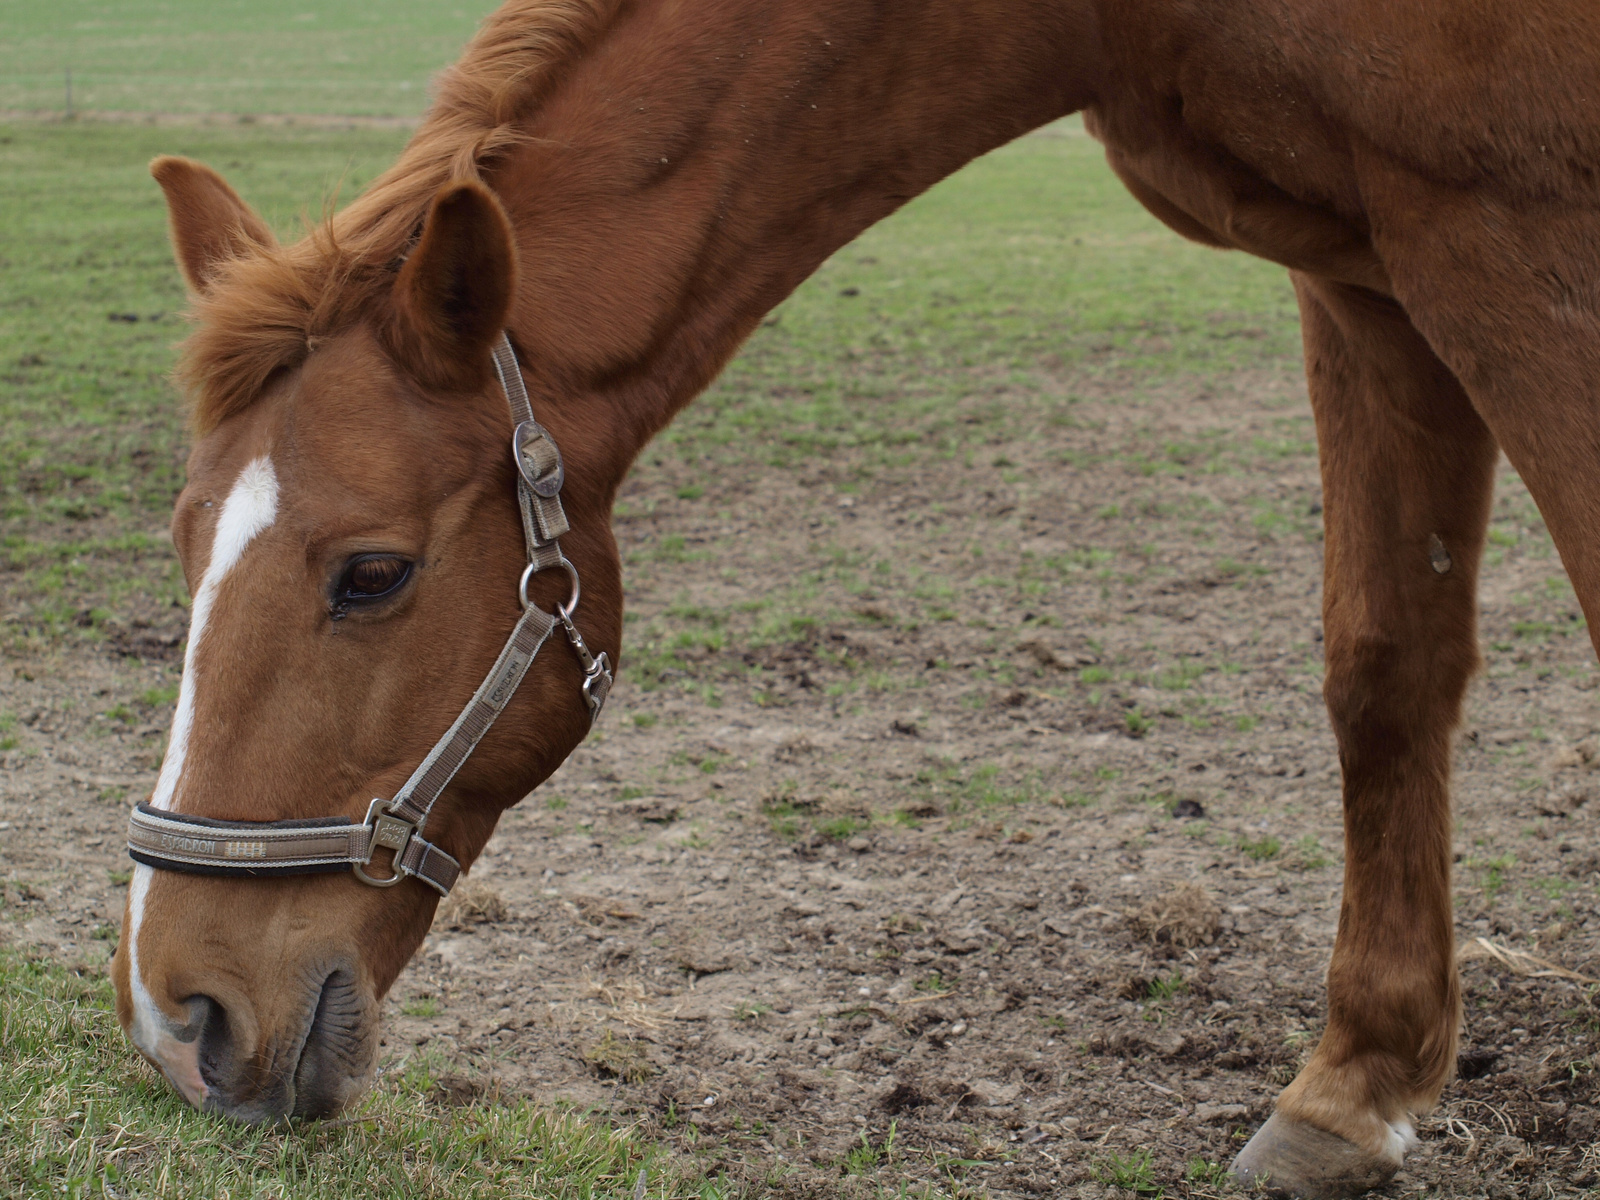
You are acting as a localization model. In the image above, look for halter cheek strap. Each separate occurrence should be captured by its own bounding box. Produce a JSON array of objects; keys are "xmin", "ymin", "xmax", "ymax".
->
[{"xmin": 126, "ymin": 333, "xmax": 612, "ymax": 897}]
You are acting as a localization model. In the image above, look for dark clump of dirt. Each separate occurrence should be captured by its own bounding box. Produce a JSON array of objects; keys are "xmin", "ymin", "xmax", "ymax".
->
[{"xmin": 4, "ymin": 364, "xmax": 1598, "ymax": 1198}]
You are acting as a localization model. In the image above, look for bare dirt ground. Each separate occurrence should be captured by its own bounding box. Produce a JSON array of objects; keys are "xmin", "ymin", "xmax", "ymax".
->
[{"xmin": 4, "ymin": 361, "xmax": 1599, "ymax": 1198}]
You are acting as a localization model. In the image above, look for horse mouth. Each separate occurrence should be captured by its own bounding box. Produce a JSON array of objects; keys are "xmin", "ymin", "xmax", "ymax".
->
[
  {"xmin": 191, "ymin": 967, "xmax": 376, "ymax": 1123},
  {"xmin": 290, "ymin": 968, "xmax": 375, "ymax": 1118}
]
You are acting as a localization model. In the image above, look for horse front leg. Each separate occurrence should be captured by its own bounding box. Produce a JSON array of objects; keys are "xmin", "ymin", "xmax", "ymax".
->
[{"xmin": 1232, "ymin": 276, "xmax": 1497, "ymax": 1197}]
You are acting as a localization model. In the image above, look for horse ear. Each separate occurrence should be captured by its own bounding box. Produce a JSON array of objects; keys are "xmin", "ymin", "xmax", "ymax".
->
[
  {"xmin": 150, "ymin": 156, "xmax": 276, "ymax": 294},
  {"xmin": 388, "ymin": 181, "xmax": 517, "ymax": 392}
]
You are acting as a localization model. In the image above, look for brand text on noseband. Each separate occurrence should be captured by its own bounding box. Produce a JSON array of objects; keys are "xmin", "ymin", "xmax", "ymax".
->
[{"xmin": 160, "ymin": 833, "xmax": 218, "ymax": 856}]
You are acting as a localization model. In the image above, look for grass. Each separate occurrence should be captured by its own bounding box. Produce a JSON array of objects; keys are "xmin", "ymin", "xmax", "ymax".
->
[
  {"xmin": 1290, "ymin": 834, "xmax": 1332, "ymax": 870},
  {"xmin": 1185, "ymin": 1156, "xmax": 1230, "ymax": 1186},
  {"xmin": 907, "ymin": 759, "xmax": 1043, "ymax": 813},
  {"xmin": 1145, "ymin": 971, "xmax": 1187, "ymax": 1003},
  {"xmin": 841, "ymin": 1122, "xmax": 898, "ymax": 1176},
  {"xmin": 1238, "ymin": 834, "xmax": 1282, "ymax": 862},
  {"xmin": 583, "ymin": 1030, "xmax": 656, "ymax": 1084},
  {"xmin": 1, "ymin": 0, "xmax": 492, "ymax": 116},
  {"xmin": 1468, "ymin": 853, "xmax": 1517, "ymax": 906},
  {"xmin": 0, "ymin": 948, "xmax": 704, "ymax": 1198},
  {"xmin": 816, "ymin": 814, "xmax": 867, "ymax": 841},
  {"xmin": 1092, "ymin": 1148, "xmax": 1163, "ymax": 1197},
  {"xmin": 1, "ymin": 121, "xmax": 412, "ymax": 650}
]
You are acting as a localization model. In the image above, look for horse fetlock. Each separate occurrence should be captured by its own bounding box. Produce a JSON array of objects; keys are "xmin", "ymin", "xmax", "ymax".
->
[
  {"xmin": 1235, "ymin": 1043, "xmax": 1442, "ymax": 1197},
  {"xmin": 1276, "ymin": 1039, "xmax": 1443, "ymax": 1146}
]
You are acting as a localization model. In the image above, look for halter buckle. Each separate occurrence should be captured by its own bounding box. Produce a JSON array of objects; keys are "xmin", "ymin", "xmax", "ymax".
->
[
  {"xmin": 512, "ymin": 420, "xmax": 565, "ymax": 498},
  {"xmin": 352, "ymin": 798, "xmax": 414, "ymax": 888}
]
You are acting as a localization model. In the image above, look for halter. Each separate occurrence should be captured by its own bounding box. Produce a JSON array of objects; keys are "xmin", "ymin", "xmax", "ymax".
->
[{"xmin": 126, "ymin": 334, "xmax": 612, "ymax": 897}]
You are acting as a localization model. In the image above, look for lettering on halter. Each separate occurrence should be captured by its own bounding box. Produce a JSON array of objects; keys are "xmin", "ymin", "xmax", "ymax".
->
[
  {"xmin": 224, "ymin": 841, "xmax": 266, "ymax": 859},
  {"xmin": 486, "ymin": 650, "xmax": 528, "ymax": 707},
  {"xmin": 160, "ymin": 833, "xmax": 218, "ymax": 856}
]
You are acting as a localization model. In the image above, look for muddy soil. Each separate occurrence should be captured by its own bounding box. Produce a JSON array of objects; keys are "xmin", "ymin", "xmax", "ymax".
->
[{"xmin": 4, "ymin": 363, "xmax": 1598, "ymax": 1198}]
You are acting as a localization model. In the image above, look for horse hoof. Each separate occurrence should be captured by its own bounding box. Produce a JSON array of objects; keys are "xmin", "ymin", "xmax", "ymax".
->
[{"xmin": 1230, "ymin": 1114, "xmax": 1400, "ymax": 1198}]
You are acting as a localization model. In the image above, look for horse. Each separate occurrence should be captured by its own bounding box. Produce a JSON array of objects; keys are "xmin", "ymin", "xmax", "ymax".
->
[{"xmin": 111, "ymin": 0, "xmax": 1600, "ymax": 1193}]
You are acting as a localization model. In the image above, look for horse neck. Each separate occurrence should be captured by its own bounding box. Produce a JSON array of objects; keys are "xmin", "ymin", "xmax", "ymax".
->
[{"xmin": 484, "ymin": 0, "xmax": 1100, "ymax": 488}]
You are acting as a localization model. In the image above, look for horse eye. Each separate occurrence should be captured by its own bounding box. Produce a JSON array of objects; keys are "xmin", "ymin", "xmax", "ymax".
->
[{"xmin": 338, "ymin": 555, "xmax": 411, "ymax": 602}]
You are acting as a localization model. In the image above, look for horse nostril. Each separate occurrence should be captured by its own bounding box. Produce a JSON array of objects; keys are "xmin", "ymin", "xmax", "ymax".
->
[{"xmin": 189, "ymin": 994, "xmax": 231, "ymax": 1084}]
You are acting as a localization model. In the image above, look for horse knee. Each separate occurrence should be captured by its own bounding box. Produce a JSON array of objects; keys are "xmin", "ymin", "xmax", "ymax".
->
[{"xmin": 1322, "ymin": 629, "xmax": 1477, "ymax": 758}]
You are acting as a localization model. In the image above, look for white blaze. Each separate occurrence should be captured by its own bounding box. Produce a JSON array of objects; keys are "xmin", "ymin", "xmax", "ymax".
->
[
  {"xmin": 149, "ymin": 454, "xmax": 280, "ymax": 813},
  {"xmin": 127, "ymin": 456, "xmax": 279, "ymax": 1092}
]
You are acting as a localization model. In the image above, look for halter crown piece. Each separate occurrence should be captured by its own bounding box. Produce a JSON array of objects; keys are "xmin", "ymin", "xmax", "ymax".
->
[{"xmin": 126, "ymin": 334, "xmax": 612, "ymax": 897}]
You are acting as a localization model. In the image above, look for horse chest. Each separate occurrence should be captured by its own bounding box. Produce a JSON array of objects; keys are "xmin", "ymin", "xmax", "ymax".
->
[{"xmin": 1087, "ymin": 94, "xmax": 1390, "ymax": 294}]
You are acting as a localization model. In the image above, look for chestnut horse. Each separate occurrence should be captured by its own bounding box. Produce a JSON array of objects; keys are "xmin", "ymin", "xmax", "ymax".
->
[{"xmin": 113, "ymin": 0, "xmax": 1600, "ymax": 1193}]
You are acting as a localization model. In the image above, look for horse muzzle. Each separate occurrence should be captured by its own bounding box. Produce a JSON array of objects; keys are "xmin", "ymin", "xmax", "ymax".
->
[{"xmin": 128, "ymin": 959, "xmax": 378, "ymax": 1123}]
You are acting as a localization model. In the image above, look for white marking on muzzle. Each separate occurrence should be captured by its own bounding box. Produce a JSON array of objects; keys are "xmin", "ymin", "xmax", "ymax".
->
[{"xmin": 128, "ymin": 455, "xmax": 279, "ymax": 1099}]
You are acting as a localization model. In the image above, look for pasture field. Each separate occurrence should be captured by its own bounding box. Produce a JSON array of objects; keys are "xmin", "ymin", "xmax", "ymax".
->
[
  {"xmin": 0, "ymin": 0, "xmax": 489, "ymax": 117},
  {"xmin": 4, "ymin": 117, "xmax": 1600, "ymax": 1200}
]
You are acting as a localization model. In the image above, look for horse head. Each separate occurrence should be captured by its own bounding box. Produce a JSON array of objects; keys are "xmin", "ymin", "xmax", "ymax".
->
[{"xmin": 112, "ymin": 158, "xmax": 620, "ymax": 1121}]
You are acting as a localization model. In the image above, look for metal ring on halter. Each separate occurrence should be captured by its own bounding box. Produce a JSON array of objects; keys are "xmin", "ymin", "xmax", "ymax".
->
[
  {"xmin": 352, "ymin": 858, "xmax": 407, "ymax": 887},
  {"xmin": 555, "ymin": 556, "xmax": 580, "ymax": 619},
  {"xmin": 519, "ymin": 557, "xmax": 581, "ymax": 615}
]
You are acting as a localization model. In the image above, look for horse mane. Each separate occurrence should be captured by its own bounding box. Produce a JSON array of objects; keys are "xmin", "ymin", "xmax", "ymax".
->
[{"xmin": 179, "ymin": 0, "xmax": 619, "ymax": 431}]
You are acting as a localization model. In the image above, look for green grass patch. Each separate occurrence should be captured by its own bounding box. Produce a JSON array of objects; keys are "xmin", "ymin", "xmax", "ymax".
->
[
  {"xmin": 1092, "ymin": 1148, "xmax": 1163, "ymax": 1196},
  {"xmin": 0, "ymin": 948, "xmax": 705, "ymax": 1198},
  {"xmin": 137, "ymin": 684, "xmax": 180, "ymax": 708},
  {"xmin": 1, "ymin": 0, "xmax": 490, "ymax": 116},
  {"xmin": 0, "ymin": 121, "xmax": 412, "ymax": 651},
  {"xmin": 840, "ymin": 1121, "xmax": 898, "ymax": 1176},
  {"xmin": 1145, "ymin": 971, "xmax": 1187, "ymax": 1003},
  {"xmin": 1238, "ymin": 834, "xmax": 1282, "ymax": 862},
  {"xmin": 1186, "ymin": 1156, "xmax": 1230, "ymax": 1186},
  {"xmin": 815, "ymin": 814, "xmax": 867, "ymax": 841},
  {"xmin": 1467, "ymin": 853, "xmax": 1516, "ymax": 906},
  {"xmin": 907, "ymin": 759, "xmax": 1043, "ymax": 812}
]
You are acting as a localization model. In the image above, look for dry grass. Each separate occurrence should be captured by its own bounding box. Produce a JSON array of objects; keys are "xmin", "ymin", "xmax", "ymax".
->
[
  {"xmin": 435, "ymin": 876, "xmax": 509, "ymax": 927},
  {"xmin": 1456, "ymin": 936, "xmax": 1597, "ymax": 984},
  {"xmin": 584, "ymin": 1030, "xmax": 657, "ymax": 1084},
  {"xmin": 1128, "ymin": 881, "xmax": 1222, "ymax": 949}
]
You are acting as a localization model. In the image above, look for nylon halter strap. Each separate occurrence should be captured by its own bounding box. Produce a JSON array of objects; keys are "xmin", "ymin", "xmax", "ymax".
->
[{"xmin": 126, "ymin": 333, "xmax": 612, "ymax": 897}]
